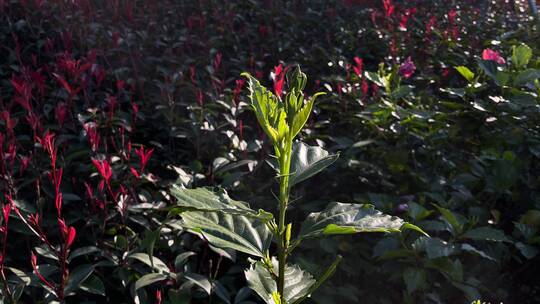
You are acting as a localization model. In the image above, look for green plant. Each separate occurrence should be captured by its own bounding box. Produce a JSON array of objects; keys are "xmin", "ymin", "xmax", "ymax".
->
[{"xmin": 171, "ymin": 66, "xmax": 426, "ymax": 303}]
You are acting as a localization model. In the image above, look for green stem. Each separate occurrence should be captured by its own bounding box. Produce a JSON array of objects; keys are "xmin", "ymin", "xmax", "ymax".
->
[{"xmin": 276, "ymin": 138, "xmax": 293, "ymax": 301}]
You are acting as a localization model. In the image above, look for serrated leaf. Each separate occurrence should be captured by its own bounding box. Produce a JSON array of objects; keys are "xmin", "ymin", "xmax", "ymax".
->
[
  {"xmin": 245, "ymin": 259, "xmax": 315, "ymax": 304},
  {"xmin": 462, "ymin": 227, "xmax": 511, "ymax": 242},
  {"xmin": 171, "ymin": 186, "xmax": 272, "ymax": 221},
  {"xmin": 455, "ymin": 66, "xmax": 475, "ymax": 82},
  {"xmin": 288, "ymin": 143, "xmax": 339, "ymax": 188},
  {"xmin": 512, "ymin": 44, "xmax": 532, "ymax": 67},
  {"xmin": 290, "ymin": 93, "xmax": 325, "ymax": 138},
  {"xmin": 242, "ymin": 72, "xmax": 282, "ymax": 144},
  {"xmin": 298, "ymin": 202, "xmax": 425, "ymax": 241},
  {"xmin": 134, "ymin": 273, "xmax": 168, "ymax": 291},
  {"xmin": 181, "ymin": 211, "xmax": 272, "ymax": 258}
]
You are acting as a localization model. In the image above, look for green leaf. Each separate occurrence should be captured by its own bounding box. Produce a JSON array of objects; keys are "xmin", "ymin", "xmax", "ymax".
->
[
  {"xmin": 169, "ymin": 289, "xmax": 190, "ymax": 304},
  {"xmin": 428, "ymin": 258, "xmax": 463, "ymax": 282},
  {"xmin": 365, "ymin": 71, "xmax": 384, "ymax": 87},
  {"xmin": 455, "ymin": 66, "xmax": 475, "ymax": 82},
  {"xmin": 242, "ymin": 72, "xmax": 283, "ymax": 144},
  {"xmin": 212, "ymin": 281, "xmax": 231, "ymax": 304},
  {"xmin": 390, "ymin": 85, "xmax": 413, "ymax": 100},
  {"xmin": 181, "ymin": 211, "xmax": 272, "ymax": 258},
  {"xmin": 171, "ymin": 186, "xmax": 273, "ymax": 221},
  {"xmin": 512, "ymin": 44, "xmax": 532, "ymax": 67},
  {"xmin": 64, "ymin": 264, "xmax": 94, "ymax": 295},
  {"xmin": 515, "ymin": 242, "xmax": 539, "ymax": 259},
  {"xmin": 408, "ymin": 202, "xmax": 433, "ymax": 221},
  {"xmin": 513, "ymin": 69, "xmax": 540, "ymax": 86},
  {"xmin": 67, "ymin": 246, "xmax": 100, "ymax": 262},
  {"xmin": 174, "ymin": 252, "xmax": 196, "ymax": 272},
  {"xmin": 298, "ymin": 202, "xmax": 424, "ymax": 241},
  {"xmin": 142, "ymin": 229, "xmax": 161, "ymax": 270},
  {"xmin": 79, "ymin": 274, "xmax": 106, "ymax": 296},
  {"xmin": 403, "ymin": 268, "xmax": 426, "ymax": 294},
  {"xmin": 412, "ymin": 236, "xmax": 456, "ymax": 259},
  {"xmin": 11, "ymin": 283, "xmax": 25, "ymax": 302},
  {"xmin": 288, "ymin": 143, "xmax": 339, "ymax": 188},
  {"xmin": 245, "ymin": 259, "xmax": 315, "ymax": 304},
  {"xmin": 182, "ymin": 272, "xmax": 212, "ymax": 295},
  {"xmin": 134, "ymin": 273, "xmax": 168, "ymax": 291},
  {"xmin": 7, "ymin": 267, "xmax": 31, "ymax": 285},
  {"xmin": 127, "ymin": 253, "xmax": 171, "ymax": 274},
  {"xmin": 292, "ymin": 255, "xmax": 342, "ymax": 304},
  {"xmin": 433, "ymin": 204, "xmax": 462, "ymax": 234},
  {"xmin": 290, "ymin": 92, "xmax": 325, "ymax": 138},
  {"xmin": 477, "ymin": 59, "xmax": 498, "ymax": 80},
  {"xmin": 461, "ymin": 244, "xmax": 496, "ymax": 261},
  {"xmin": 440, "ymin": 87, "xmax": 465, "ymax": 98},
  {"xmin": 462, "ymin": 227, "xmax": 511, "ymax": 242},
  {"xmin": 495, "ymin": 71, "xmax": 510, "ymax": 86}
]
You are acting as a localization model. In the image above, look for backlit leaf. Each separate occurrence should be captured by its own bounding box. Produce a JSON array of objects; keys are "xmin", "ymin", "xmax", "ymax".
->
[{"xmin": 455, "ymin": 66, "xmax": 475, "ymax": 82}]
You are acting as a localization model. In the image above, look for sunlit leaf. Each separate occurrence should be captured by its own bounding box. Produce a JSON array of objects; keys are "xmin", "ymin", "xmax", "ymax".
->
[
  {"xmin": 512, "ymin": 44, "xmax": 532, "ymax": 67},
  {"xmin": 134, "ymin": 273, "xmax": 168, "ymax": 291},
  {"xmin": 245, "ymin": 259, "xmax": 315, "ymax": 304},
  {"xmin": 298, "ymin": 202, "xmax": 426, "ymax": 241},
  {"xmin": 182, "ymin": 272, "xmax": 212, "ymax": 295},
  {"xmin": 455, "ymin": 66, "xmax": 475, "ymax": 82},
  {"xmin": 288, "ymin": 143, "xmax": 339, "ymax": 188},
  {"xmin": 181, "ymin": 211, "xmax": 273, "ymax": 258},
  {"xmin": 170, "ymin": 186, "xmax": 272, "ymax": 220},
  {"xmin": 242, "ymin": 72, "xmax": 283, "ymax": 144},
  {"xmin": 290, "ymin": 93, "xmax": 325, "ymax": 138}
]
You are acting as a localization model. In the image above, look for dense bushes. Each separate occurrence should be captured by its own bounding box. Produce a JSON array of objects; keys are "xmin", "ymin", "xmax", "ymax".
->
[{"xmin": 0, "ymin": 0, "xmax": 539, "ymax": 303}]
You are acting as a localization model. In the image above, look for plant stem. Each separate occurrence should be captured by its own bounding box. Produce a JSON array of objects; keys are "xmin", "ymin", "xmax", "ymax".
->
[{"xmin": 276, "ymin": 139, "xmax": 293, "ymax": 301}]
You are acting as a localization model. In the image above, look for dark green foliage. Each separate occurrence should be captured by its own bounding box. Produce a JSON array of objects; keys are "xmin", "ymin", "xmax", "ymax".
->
[{"xmin": 0, "ymin": 0, "xmax": 539, "ymax": 303}]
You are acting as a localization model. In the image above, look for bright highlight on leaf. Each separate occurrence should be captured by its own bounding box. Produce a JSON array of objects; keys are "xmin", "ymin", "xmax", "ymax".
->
[
  {"xmin": 298, "ymin": 202, "xmax": 427, "ymax": 241},
  {"xmin": 245, "ymin": 259, "xmax": 315, "ymax": 304}
]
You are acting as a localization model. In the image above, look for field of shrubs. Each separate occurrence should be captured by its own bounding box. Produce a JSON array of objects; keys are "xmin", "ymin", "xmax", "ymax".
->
[{"xmin": 0, "ymin": 0, "xmax": 539, "ymax": 303}]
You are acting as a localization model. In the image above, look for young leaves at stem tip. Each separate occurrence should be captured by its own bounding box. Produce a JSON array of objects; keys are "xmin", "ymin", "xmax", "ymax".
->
[{"xmin": 241, "ymin": 66, "xmax": 325, "ymax": 150}]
